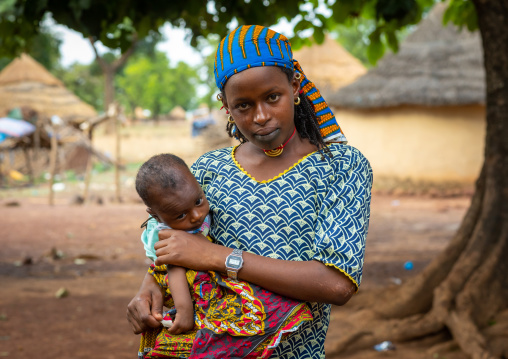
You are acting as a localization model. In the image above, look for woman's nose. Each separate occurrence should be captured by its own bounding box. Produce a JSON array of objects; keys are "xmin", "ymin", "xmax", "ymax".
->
[{"xmin": 253, "ymin": 103, "xmax": 270, "ymax": 125}]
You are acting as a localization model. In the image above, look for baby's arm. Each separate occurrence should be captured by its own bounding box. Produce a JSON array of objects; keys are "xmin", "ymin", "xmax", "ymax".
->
[{"xmin": 166, "ymin": 266, "xmax": 195, "ymax": 334}]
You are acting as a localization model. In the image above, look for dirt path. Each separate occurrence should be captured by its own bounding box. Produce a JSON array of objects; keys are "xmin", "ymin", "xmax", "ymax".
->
[{"xmin": 0, "ymin": 192, "xmax": 471, "ymax": 358}]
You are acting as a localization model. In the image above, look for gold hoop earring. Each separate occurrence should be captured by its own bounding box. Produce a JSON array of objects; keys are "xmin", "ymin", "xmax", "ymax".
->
[
  {"xmin": 227, "ymin": 115, "xmax": 235, "ymax": 124},
  {"xmin": 295, "ymin": 72, "xmax": 302, "ymax": 80},
  {"xmin": 294, "ymin": 97, "xmax": 301, "ymax": 105},
  {"xmin": 216, "ymin": 93, "xmax": 223, "ymax": 101}
]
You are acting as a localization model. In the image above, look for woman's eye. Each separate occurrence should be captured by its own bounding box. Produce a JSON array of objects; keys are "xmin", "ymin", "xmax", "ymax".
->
[
  {"xmin": 236, "ymin": 103, "xmax": 250, "ymax": 110},
  {"xmin": 176, "ymin": 213, "xmax": 186, "ymax": 220},
  {"xmin": 195, "ymin": 197, "xmax": 203, "ymax": 206},
  {"xmin": 267, "ymin": 94, "xmax": 280, "ymax": 102}
]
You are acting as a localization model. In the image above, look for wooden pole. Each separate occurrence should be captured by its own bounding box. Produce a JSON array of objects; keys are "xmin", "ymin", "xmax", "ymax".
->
[
  {"xmin": 83, "ymin": 127, "xmax": 93, "ymax": 203},
  {"xmin": 0, "ymin": 151, "xmax": 5, "ymax": 187},
  {"xmin": 114, "ymin": 107, "xmax": 121, "ymax": 202},
  {"xmin": 3, "ymin": 150, "xmax": 11, "ymax": 187},
  {"xmin": 48, "ymin": 126, "xmax": 58, "ymax": 206},
  {"xmin": 23, "ymin": 146, "xmax": 34, "ymax": 185}
]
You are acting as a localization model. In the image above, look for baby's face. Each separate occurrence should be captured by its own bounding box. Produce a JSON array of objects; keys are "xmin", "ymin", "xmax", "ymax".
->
[{"xmin": 148, "ymin": 172, "xmax": 209, "ymax": 232}]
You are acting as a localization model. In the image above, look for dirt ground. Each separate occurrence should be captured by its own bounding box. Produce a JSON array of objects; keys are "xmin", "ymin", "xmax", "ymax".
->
[
  {"xmin": 0, "ymin": 122, "xmax": 473, "ymax": 358},
  {"xmin": 0, "ymin": 192, "xmax": 472, "ymax": 359}
]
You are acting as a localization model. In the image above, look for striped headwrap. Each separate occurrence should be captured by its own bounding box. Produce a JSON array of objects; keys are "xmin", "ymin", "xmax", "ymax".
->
[{"xmin": 214, "ymin": 25, "xmax": 347, "ymax": 143}]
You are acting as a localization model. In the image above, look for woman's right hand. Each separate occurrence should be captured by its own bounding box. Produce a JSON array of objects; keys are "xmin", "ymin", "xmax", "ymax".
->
[{"xmin": 126, "ymin": 271, "xmax": 164, "ymax": 334}]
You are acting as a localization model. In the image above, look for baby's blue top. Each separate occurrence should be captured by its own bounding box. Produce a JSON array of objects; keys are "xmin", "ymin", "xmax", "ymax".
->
[{"xmin": 141, "ymin": 214, "xmax": 211, "ymax": 261}]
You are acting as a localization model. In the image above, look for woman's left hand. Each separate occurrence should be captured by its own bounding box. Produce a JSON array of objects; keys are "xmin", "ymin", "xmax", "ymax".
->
[
  {"xmin": 153, "ymin": 229, "xmax": 228, "ymax": 271},
  {"xmin": 154, "ymin": 229, "xmax": 356, "ymax": 306}
]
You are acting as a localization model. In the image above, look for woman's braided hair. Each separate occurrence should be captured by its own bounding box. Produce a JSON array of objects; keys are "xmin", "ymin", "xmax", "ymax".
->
[{"xmin": 222, "ymin": 67, "xmax": 332, "ymax": 159}]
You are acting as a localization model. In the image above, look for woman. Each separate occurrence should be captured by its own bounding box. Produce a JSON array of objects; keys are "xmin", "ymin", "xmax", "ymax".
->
[{"xmin": 127, "ymin": 25, "xmax": 373, "ymax": 358}]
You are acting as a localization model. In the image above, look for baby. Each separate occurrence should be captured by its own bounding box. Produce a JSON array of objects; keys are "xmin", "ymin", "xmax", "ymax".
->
[
  {"xmin": 136, "ymin": 153, "xmax": 209, "ymax": 334},
  {"xmin": 135, "ymin": 153, "xmax": 312, "ymax": 359}
]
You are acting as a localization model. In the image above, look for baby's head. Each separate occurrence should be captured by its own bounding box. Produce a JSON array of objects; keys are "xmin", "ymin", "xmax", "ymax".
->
[{"xmin": 135, "ymin": 154, "xmax": 209, "ymax": 232}]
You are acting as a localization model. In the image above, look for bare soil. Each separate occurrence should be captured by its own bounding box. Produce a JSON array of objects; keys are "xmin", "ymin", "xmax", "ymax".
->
[
  {"xmin": 0, "ymin": 193, "xmax": 471, "ymax": 358},
  {"xmin": 0, "ymin": 121, "xmax": 472, "ymax": 358}
]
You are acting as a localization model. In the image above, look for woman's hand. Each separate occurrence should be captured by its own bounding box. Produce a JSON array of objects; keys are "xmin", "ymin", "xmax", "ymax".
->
[
  {"xmin": 154, "ymin": 229, "xmax": 229, "ymax": 271},
  {"xmin": 126, "ymin": 272, "xmax": 164, "ymax": 334},
  {"xmin": 154, "ymin": 229, "xmax": 356, "ymax": 306}
]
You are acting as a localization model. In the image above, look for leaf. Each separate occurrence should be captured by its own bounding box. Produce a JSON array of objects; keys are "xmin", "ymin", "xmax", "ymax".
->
[
  {"xmin": 0, "ymin": 0, "xmax": 17, "ymax": 13},
  {"xmin": 385, "ymin": 29, "xmax": 399, "ymax": 52},
  {"xmin": 443, "ymin": 0, "xmax": 478, "ymax": 31},
  {"xmin": 331, "ymin": 0, "xmax": 362, "ymax": 23},
  {"xmin": 313, "ymin": 26, "xmax": 325, "ymax": 44},
  {"xmin": 367, "ymin": 29, "xmax": 385, "ymax": 64},
  {"xmin": 376, "ymin": 0, "xmax": 418, "ymax": 22},
  {"xmin": 294, "ymin": 19, "xmax": 313, "ymax": 33}
]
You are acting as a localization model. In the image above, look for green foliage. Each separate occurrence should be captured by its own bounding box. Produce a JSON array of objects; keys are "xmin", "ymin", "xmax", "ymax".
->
[
  {"xmin": 116, "ymin": 51, "xmax": 199, "ymax": 118},
  {"xmin": 197, "ymin": 35, "xmax": 220, "ymax": 109},
  {"xmin": 443, "ymin": 0, "xmax": 477, "ymax": 31},
  {"xmin": 54, "ymin": 62, "xmax": 103, "ymax": 110},
  {"xmin": 0, "ymin": 0, "xmax": 303, "ymax": 57},
  {"xmin": 0, "ymin": 0, "xmax": 480, "ymax": 80},
  {"xmin": 0, "ymin": 21, "xmax": 62, "ymax": 72}
]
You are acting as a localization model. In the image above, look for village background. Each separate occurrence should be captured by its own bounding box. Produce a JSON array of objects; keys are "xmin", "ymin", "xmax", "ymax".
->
[{"xmin": 0, "ymin": 3, "xmax": 489, "ymax": 359}]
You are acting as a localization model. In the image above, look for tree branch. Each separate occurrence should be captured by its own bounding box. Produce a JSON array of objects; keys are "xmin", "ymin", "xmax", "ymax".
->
[
  {"xmin": 88, "ymin": 36, "xmax": 107, "ymax": 70},
  {"xmin": 112, "ymin": 33, "xmax": 138, "ymax": 71}
]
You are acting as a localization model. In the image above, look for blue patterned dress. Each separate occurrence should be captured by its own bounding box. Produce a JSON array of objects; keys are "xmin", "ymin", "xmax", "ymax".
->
[{"xmin": 190, "ymin": 143, "xmax": 373, "ymax": 358}]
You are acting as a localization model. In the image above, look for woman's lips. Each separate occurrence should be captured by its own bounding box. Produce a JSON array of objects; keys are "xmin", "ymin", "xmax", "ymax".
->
[{"xmin": 253, "ymin": 128, "xmax": 279, "ymax": 142}]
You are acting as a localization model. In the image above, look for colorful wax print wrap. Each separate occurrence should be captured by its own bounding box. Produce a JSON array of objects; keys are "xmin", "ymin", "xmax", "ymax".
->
[
  {"xmin": 214, "ymin": 24, "xmax": 347, "ymax": 143},
  {"xmin": 138, "ymin": 264, "xmax": 313, "ymax": 358}
]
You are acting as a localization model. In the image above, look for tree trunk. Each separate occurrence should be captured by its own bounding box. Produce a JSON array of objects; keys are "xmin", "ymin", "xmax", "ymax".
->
[
  {"xmin": 88, "ymin": 37, "xmax": 137, "ymax": 132},
  {"xmin": 329, "ymin": 2, "xmax": 508, "ymax": 358},
  {"xmin": 103, "ymin": 66, "xmax": 115, "ymax": 111}
]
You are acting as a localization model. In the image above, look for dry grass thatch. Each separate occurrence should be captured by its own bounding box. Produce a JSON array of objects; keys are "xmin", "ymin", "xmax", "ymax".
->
[
  {"xmin": 329, "ymin": 3, "xmax": 485, "ymax": 109},
  {"xmin": 293, "ymin": 36, "xmax": 367, "ymax": 99},
  {"xmin": 169, "ymin": 106, "xmax": 186, "ymax": 120},
  {"xmin": 0, "ymin": 54, "xmax": 97, "ymax": 123}
]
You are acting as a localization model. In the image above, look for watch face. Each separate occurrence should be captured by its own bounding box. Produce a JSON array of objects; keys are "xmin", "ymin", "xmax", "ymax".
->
[{"xmin": 227, "ymin": 257, "xmax": 242, "ymax": 268}]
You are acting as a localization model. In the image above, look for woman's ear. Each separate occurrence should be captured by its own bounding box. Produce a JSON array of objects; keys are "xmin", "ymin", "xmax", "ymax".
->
[
  {"xmin": 221, "ymin": 99, "xmax": 229, "ymax": 114},
  {"xmin": 146, "ymin": 208, "xmax": 160, "ymax": 222},
  {"xmin": 292, "ymin": 74, "xmax": 300, "ymax": 99}
]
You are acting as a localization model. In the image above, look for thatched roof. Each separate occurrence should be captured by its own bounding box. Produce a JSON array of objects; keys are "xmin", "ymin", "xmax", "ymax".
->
[
  {"xmin": 294, "ymin": 36, "xmax": 366, "ymax": 99},
  {"xmin": 169, "ymin": 106, "xmax": 186, "ymax": 120},
  {"xmin": 0, "ymin": 54, "xmax": 97, "ymax": 123},
  {"xmin": 329, "ymin": 3, "xmax": 484, "ymax": 109}
]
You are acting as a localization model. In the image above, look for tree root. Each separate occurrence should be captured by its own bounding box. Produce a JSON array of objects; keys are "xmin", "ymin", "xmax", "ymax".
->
[
  {"xmin": 427, "ymin": 340, "xmax": 459, "ymax": 357},
  {"xmin": 327, "ymin": 310, "xmax": 444, "ymax": 355},
  {"xmin": 363, "ymin": 170, "xmax": 487, "ymax": 319},
  {"xmin": 445, "ymin": 310, "xmax": 497, "ymax": 359},
  {"xmin": 328, "ymin": 221, "xmax": 508, "ymax": 359}
]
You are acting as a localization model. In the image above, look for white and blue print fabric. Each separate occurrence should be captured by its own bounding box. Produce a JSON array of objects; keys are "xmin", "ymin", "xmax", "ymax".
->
[{"xmin": 190, "ymin": 143, "xmax": 373, "ymax": 359}]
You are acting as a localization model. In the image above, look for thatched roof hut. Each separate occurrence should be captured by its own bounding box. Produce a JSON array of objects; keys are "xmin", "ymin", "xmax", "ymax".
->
[
  {"xmin": 293, "ymin": 36, "xmax": 366, "ymax": 99},
  {"xmin": 329, "ymin": 4, "xmax": 486, "ymax": 188},
  {"xmin": 169, "ymin": 106, "xmax": 187, "ymax": 121},
  {"xmin": 0, "ymin": 54, "xmax": 97, "ymax": 123},
  {"xmin": 329, "ymin": 4, "xmax": 484, "ymax": 109}
]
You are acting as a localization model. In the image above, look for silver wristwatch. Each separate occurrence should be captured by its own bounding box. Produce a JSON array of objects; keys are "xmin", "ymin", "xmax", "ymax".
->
[{"xmin": 225, "ymin": 248, "xmax": 244, "ymax": 280}]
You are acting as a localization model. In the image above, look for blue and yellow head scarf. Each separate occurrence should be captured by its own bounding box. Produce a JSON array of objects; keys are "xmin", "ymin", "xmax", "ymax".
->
[{"xmin": 214, "ymin": 25, "xmax": 347, "ymax": 143}]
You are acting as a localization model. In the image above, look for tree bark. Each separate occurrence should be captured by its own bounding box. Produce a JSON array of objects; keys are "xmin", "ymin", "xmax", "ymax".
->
[
  {"xmin": 330, "ymin": 2, "xmax": 508, "ymax": 358},
  {"xmin": 88, "ymin": 36, "xmax": 137, "ymax": 112}
]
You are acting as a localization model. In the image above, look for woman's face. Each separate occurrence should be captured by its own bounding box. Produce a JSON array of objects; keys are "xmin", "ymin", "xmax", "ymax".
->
[{"xmin": 223, "ymin": 66, "xmax": 299, "ymax": 150}]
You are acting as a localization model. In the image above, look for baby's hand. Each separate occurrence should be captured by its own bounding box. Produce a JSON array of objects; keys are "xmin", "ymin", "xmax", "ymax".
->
[{"xmin": 166, "ymin": 307, "xmax": 195, "ymax": 335}]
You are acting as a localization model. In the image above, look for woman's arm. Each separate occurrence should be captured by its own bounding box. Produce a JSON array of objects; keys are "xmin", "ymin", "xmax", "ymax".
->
[
  {"xmin": 126, "ymin": 271, "xmax": 164, "ymax": 334},
  {"xmin": 154, "ymin": 230, "xmax": 356, "ymax": 306}
]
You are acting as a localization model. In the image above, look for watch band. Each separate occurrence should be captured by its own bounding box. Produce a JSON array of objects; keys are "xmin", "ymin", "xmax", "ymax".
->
[{"xmin": 225, "ymin": 248, "xmax": 244, "ymax": 280}]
